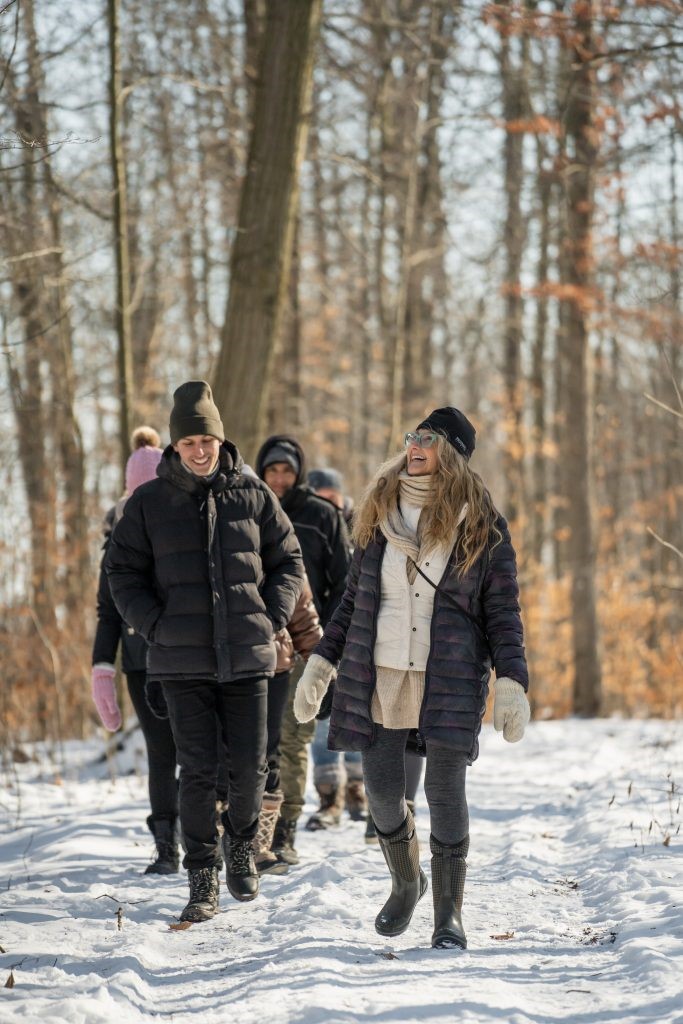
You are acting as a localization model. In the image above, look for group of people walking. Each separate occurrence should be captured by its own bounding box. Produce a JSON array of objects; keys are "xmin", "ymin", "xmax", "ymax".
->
[{"xmin": 92, "ymin": 381, "xmax": 530, "ymax": 949}]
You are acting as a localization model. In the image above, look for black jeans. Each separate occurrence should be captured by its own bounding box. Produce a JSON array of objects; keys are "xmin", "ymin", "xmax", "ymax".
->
[
  {"xmin": 215, "ymin": 669, "xmax": 290, "ymax": 799},
  {"xmin": 126, "ymin": 671, "xmax": 178, "ymax": 818},
  {"xmin": 162, "ymin": 677, "xmax": 268, "ymax": 870}
]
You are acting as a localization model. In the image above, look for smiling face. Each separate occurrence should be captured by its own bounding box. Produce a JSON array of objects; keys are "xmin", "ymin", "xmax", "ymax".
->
[
  {"xmin": 173, "ymin": 434, "xmax": 220, "ymax": 476},
  {"xmin": 263, "ymin": 462, "xmax": 298, "ymax": 498},
  {"xmin": 406, "ymin": 432, "xmax": 440, "ymax": 476}
]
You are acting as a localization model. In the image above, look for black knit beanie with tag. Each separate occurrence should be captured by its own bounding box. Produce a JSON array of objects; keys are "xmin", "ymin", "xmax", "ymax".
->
[
  {"xmin": 169, "ymin": 381, "xmax": 225, "ymax": 444},
  {"xmin": 416, "ymin": 407, "xmax": 476, "ymax": 460}
]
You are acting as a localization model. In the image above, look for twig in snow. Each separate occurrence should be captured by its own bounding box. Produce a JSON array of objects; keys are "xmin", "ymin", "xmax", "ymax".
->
[{"xmin": 94, "ymin": 892, "xmax": 151, "ymax": 906}]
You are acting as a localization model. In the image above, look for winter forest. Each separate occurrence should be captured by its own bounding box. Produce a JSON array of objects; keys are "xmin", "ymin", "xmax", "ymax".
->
[
  {"xmin": 2, "ymin": 0, "xmax": 682, "ymax": 742},
  {"xmin": 1, "ymin": 1, "xmax": 682, "ymax": 1022}
]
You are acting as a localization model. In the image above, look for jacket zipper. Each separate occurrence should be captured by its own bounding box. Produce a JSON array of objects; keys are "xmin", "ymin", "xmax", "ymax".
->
[{"xmin": 366, "ymin": 542, "xmax": 385, "ymax": 745}]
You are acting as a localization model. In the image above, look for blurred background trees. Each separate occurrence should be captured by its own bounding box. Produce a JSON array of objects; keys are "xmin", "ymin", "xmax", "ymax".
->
[{"xmin": 1, "ymin": 0, "xmax": 681, "ymax": 749}]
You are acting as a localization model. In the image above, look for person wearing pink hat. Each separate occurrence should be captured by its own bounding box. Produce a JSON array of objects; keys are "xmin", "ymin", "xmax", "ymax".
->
[{"xmin": 91, "ymin": 426, "xmax": 180, "ymax": 875}]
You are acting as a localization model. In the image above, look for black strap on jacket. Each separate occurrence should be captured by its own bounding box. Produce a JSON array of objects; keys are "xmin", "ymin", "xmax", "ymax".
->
[{"xmin": 406, "ymin": 557, "xmax": 488, "ymax": 643}]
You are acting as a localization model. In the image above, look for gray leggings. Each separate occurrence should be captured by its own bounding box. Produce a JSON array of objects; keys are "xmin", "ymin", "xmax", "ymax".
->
[{"xmin": 362, "ymin": 725, "xmax": 469, "ymax": 845}]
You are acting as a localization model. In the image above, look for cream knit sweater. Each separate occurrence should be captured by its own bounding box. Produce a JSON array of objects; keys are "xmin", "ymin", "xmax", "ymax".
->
[{"xmin": 372, "ymin": 495, "xmax": 464, "ymax": 729}]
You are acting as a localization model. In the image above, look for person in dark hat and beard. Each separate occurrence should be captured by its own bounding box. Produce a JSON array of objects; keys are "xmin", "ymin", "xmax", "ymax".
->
[
  {"xmin": 294, "ymin": 407, "xmax": 530, "ymax": 950},
  {"xmin": 106, "ymin": 382, "xmax": 303, "ymax": 924},
  {"xmin": 254, "ymin": 435, "xmax": 352, "ymax": 865}
]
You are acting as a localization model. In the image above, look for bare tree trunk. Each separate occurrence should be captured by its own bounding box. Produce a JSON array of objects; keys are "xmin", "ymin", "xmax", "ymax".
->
[
  {"xmin": 213, "ymin": 0, "xmax": 322, "ymax": 463},
  {"xmin": 499, "ymin": 1, "xmax": 530, "ymax": 524},
  {"xmin": 108, "ymin": 0, "xmax": 134, "ymax": 482},
  {"xmin": 530, "ymin": 151, "xmax": 553, "ymax": 564},
  {"xmin": 561, "ymin": 2, "xmax": 602, "ymax": 717},
  {"xmin": 404, "ymin": 1, "xmax": 452, "ymax": 427}
]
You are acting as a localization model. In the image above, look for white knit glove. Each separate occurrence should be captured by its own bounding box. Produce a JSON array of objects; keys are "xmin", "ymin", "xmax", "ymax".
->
[
  {"xmin": 493, "ymin": 677, "xmax": 530, "ymax": 743},
  {"xmin": 293, "ymin": 654, "xmax": 336, "ymax": 723}
]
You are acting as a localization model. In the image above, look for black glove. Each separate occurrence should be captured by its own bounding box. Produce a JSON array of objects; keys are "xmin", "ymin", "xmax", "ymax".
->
[{"xmin": 145, "ymin": 679, "xmax": 169, "ymax": 720}]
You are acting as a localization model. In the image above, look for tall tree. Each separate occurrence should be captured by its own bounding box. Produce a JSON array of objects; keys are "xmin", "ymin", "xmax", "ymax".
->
[
  {"xmin": 560, "ymin": 0, "xmax": 602, "ymax": 716},
  {"xmin": 108, "ymin": 0, "xmax": 134, "ymax": 481},
  {"xmin": 213, "ymin": 0, "xmax": 322, "ymax": 462}
]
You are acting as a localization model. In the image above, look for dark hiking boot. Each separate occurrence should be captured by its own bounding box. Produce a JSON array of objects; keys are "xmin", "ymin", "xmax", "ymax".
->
[
  {"xmin": 272, "ymin": 817, "xmax": 300, "ymax": 865},
  {"xmin": 144, "ymin": 814, "xmax": 180, "ymax": 875},
  {"xmin": 364, "ymin": 815, "xmax": 379, "ymax": 845},
  {"xmin": 180, "ymin": 866, "xmax": 220, "ymax": 923},
  {"xmin": 375, "ymin": 809, "xmax": 428, "ymax": 937},
  {"xmin": 305, "ymin": 783, "xmax": 343, "ymax": 830},
  {"xmin": 223, "ymin": 833, "xmax": 259, "ymax": 902},
  {"xmin": 345, "ymin": 779, "xmax": 368, "ymax": 821},
  {"xmin": 253, "ymin": 791, "xmax": 289, "ymax": 876},
  {"xmin": 430, "ymin": 833, "xmax": 469, "ymax": 949}
]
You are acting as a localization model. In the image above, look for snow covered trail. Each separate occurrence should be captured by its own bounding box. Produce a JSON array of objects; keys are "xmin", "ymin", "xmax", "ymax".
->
[{"xmin": 1, "ymin": 720, "xmax": 681, "ymax": 1024}]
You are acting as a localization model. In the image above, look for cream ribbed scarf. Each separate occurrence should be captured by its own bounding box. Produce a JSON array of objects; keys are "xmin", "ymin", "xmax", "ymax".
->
[{"xmin": 378, "ymin": 472, "xmax": 433, "ymax": 583}]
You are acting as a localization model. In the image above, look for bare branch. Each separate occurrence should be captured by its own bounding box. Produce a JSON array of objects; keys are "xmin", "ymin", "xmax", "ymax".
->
[
  {"xmin": 644, "ymin": 393, "xmax": 683, "ymax": 420},
  {"xmin": 646, "ymin": 528, "xmax": 683, "ymax": 562}
]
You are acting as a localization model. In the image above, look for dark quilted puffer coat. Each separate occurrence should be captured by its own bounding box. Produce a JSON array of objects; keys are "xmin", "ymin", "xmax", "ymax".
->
[
  {"xmin": 316, "ymin": 515, "xmax": 528, "ymax": 763},
  {"xmin": 105, "ymin": 442, "xmax": 303, "ymax": 684}
]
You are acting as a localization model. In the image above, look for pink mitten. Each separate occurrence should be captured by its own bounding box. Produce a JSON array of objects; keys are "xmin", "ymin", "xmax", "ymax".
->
[{"xmin": 91, "ymin": 664, "xmax": 122, "ymax": 731}]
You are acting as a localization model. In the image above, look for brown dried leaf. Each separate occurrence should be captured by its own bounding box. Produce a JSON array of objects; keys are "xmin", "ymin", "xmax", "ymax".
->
[
  {"xmin": 491, "ymin": 931, "xmax": 515, "ymax": 941},
  {"xmin": 169, "ymin": 921, "xmax": 193, "ymax": 931},
  {"xmin": 5, "ymin": 971, "xmax": 15, "ymax": 988}
]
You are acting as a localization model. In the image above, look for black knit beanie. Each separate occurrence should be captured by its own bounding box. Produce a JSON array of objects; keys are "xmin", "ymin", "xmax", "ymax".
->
[
  {"xmin": 170, "ymin": 381, "xmax": 225, "ymax": 444},
  {"xmin": 416, "ymin": 407, "xmax": 476, "ymax": 460}
]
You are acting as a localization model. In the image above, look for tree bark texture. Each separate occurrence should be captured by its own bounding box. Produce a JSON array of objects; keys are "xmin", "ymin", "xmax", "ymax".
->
[
  {"xmin": 500, "ymin": 4, "xmax": 529, "ymax": 525},
  {"xmin": 108, "ymin": 0, "xmax": 134, "ymax": 482},
  {"xmin": 561, "ymin": 1, "xmax": 602, "ymax": 717},
  {"xmin": 213, "ymin": 0, "xmax": 322, "ymax": 463}
]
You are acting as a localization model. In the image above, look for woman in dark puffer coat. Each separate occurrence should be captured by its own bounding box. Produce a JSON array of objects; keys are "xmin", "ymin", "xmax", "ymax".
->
[{"xmin": 294, "ymin": 407, "xmax": 530, "ymax": 950}]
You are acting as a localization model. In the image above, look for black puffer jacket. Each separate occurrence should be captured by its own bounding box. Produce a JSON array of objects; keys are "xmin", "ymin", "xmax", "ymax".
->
[
  {"xmin": 92, "ymin": 506, "xmax": 147, "ymax": 673},
  {"xmin": 316, "ymin": 516, "xmax": 528, "ymax": 763},
  {"xmin": 256, "ymin": 435, "xmax": 351, "ymax": 626},
  {"xmin": 105, "ymin": 442, "xmax": 304, "ymax": 683}
]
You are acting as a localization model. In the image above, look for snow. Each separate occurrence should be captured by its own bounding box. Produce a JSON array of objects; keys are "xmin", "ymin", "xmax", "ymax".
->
[{"xmin": 1, "ymin": 719, "xmax": 681, "ymax": 1024}]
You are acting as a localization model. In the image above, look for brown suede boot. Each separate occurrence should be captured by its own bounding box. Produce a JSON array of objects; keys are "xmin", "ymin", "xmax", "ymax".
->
[
  {"xmin": 305, "ymin": 783, "xmax": 344, "ymax": 831},
  {"xmin": 252, "ymin": 791, "xmax": 288, "ymax": 875},
  {"xmin": 345, "ymin": 779, "xmax": 368, "ymax": 821}
]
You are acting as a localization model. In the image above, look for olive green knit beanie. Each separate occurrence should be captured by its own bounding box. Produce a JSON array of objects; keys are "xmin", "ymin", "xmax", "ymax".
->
[{"xmin": 169, "ymin": 381, "xmax": 225, "ymax": 444}]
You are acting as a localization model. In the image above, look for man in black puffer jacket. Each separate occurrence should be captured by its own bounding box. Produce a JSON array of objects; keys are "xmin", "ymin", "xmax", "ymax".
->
[
  {"xmin": 254, "ymin": 434, "xmax": 352, "ymax": 863},
  {"xmin": 106, "ymin": 382, "xmax": 303, "ymax": 924}
]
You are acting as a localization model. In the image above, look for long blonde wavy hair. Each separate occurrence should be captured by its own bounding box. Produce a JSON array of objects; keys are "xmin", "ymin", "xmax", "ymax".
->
[{"xmin": 352, "ymin": 434, "xmax": 501, "ymax": 576}]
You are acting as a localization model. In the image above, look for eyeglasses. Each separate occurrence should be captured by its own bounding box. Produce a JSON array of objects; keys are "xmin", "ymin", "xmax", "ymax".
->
[{"xmin": 404, "ymin": 431, "xmax": 439, "ymax": 449}]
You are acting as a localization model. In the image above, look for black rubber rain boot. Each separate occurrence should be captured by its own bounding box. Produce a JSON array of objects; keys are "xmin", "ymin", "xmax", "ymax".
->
[
  {"xmin": 430, "ymin": 833, "xmax": 469, "ymax": 949},
  {"xmin": 179, "ymin": 866, "xmax": 220, "ymax": 923},
  {"xmin": 375, "ymin": 809, "xmax": 428, "ymax": 937},
  {"xmin": 144, "ymin": 814, "xmax": 180, "ymax": 875}
]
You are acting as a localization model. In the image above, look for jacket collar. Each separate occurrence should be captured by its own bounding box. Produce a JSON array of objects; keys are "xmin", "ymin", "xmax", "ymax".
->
[{"xmin": 158, "ymin": 441, "xmax": 244, "ymax": 495}]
